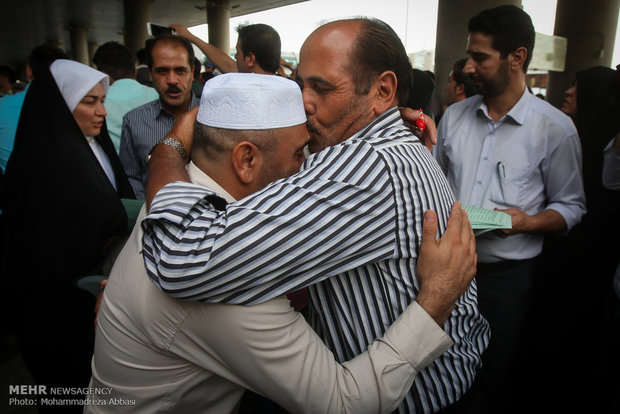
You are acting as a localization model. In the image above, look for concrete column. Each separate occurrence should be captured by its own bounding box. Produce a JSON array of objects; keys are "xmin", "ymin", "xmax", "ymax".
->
[
  {"xmin": 123, "ymin": 0, "xmax": 152, "ymax": 55},
  {"xmin": 434, "ymin": 0, "xmax": 521, "ymax": 108},
  {"xmin": 69, "ymin": 25, "xmax": 89, "ymax": 65},
  {"xmin": 207, "ymin": 0, "xmax": 231, "ymax": 56},
  {"xmin": 546, "ymin": 0, "xmax": 620, "ymax": 108},
  {"xmin": 88, "ymin": 42, "xmax": 99, "ymax": 64}
]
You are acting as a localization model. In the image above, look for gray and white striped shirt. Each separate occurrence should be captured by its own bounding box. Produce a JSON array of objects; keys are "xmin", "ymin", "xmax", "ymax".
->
[{"xmin": 142, "ymin": 107, "xmax": 490, "ymax": 413}]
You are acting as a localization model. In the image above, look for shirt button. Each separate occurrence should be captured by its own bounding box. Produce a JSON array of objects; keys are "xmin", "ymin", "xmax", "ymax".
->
[
  {"xmin": 484, "ymin": 156, "xmax": 489, "ymax": 161},
  {"xmin": 477, "ymin": 181, "xmax": 482, "ymax": 185}
]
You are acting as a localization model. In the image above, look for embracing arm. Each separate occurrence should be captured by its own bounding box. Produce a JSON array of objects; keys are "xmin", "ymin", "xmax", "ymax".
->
[
  {"xmin": 179, "ymin": 204, "xmax": 475, "ymax": 413},
  {"xmin": 144, "ymin": 110, "xmax": 457, "ymax": 306},
  {"xmin": 399, "ymin": 107, "xmax": 437, "ymax": 152},
  {"xmin": 416, "ymin": 202, "xmax": 477, "ymax": 325},
  {"xmin": 190, "ymin": 297, "xmax": 450, "ymax": 414},
  {"xmin": 142, "ymin": 146, "xmax": 398, "ymax": 304}
]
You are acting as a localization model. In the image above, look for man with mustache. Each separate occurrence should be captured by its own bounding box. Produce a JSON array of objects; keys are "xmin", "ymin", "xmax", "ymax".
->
[
  {"xmin": 434, "ymin": 5, "xmax": 586, "ymax": 413},
  {"xmin": 119, "ymin": 34, "xmax": 200, "ymax": 199}
]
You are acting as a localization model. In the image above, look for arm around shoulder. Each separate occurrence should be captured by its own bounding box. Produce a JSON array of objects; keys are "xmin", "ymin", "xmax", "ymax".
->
[
  {"xmin": 415, "ymin": 202, "xmax": 478, "ymax": 325},
  {"xmin": 189, "ymin": 296, "xmax": 450, "ymax": 414}
]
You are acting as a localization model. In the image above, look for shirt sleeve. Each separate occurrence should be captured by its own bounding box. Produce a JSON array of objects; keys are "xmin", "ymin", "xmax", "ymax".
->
[
  {"xmin": 542, "ymin": 128, "xmax": 586, "ymax": 230},
  {"xmin": 603, "ymin": 136, "xmax": 620, "ymax": 190},
  {"xmin": 119, "ymin": 114, "xmax": 145, "ymax": 200},
  {"xmin": 176, "ymin": 296, "xmax": 453, "ymax": 414},
  {"xmin": 142, "ymin": 143, "xmax": 398, "ymax": 304}
]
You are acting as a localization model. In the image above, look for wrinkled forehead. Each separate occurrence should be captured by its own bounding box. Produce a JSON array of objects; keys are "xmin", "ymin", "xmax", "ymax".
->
[{"xmin": 152, "ymin": 40, "xmax": 191, "ymax": 66}]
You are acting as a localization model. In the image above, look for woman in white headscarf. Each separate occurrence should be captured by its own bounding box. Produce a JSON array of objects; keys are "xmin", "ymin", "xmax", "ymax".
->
[
  {"xmin": 50, "ymin": 59, "xmax": 120, "ymax": 190},
  {"xmin": 1, "ymin": 59, "xmax": 135, "ymax": 405}
]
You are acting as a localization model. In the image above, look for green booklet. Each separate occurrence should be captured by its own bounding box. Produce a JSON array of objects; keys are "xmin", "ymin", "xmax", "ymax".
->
[{"xmin": 462, "ymin": 205, "xmax": 512, "ymax": 236}]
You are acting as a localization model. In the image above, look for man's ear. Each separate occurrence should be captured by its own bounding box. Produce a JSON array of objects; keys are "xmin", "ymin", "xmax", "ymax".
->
[
  {"xmin": 372, "ymin": 70, "xmax": 398, "ymax": 114},
  {"xmin": 510, "ymin": 47, "xmax": 528, "ymax": 71},
  {"xmin": 231, "ymin": 141, "xmax": 262, "ymax": 184},
  {"xmin": 245, "ymin": 52, "xmax": 257, "ymax": 69},
  {"xmin": 455, "ymin": 83, "xmax": 465, "ymax": 97}
]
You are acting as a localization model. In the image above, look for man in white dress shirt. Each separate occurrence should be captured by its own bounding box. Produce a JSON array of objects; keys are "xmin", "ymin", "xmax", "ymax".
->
[{"xmin": 434, "ymin": 5, "xmax": 586, "ymax": 413}]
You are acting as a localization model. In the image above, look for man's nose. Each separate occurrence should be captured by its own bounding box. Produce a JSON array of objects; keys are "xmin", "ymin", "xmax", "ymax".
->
[
  {"xmin": 464, "ymin": 58, "xmax": 475, "ymax": 74},
  {"xmin": 166, "ymin": 72, "xmax": 178, "ymax": 84},
  {"xmin": 302, "ymin": 89, "xmax": 315, "ymax": 116}
]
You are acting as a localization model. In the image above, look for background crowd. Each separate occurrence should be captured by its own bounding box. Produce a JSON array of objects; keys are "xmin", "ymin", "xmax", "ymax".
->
[{"xmin": 0, "ymin": 4, "xmax": 618, "ymax": 414}]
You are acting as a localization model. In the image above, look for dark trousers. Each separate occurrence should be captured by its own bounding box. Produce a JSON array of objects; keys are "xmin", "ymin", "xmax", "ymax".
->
[
  {"xmin": 475, "ymin": 258, "xmax": 537, "ymax": 414},
  {"xmin": 437, "ymin": 259, "xmax": 537, "ymax": 414}
]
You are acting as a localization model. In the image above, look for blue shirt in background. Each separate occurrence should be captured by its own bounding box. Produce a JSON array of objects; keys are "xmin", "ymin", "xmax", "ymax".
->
[
  {"xmin": 0, "ymin": 84, "xmax": 29, "ymax": 172},
  {"xmin": 105, "ymin": 78, "xmax": 159, "ymax": 154}
]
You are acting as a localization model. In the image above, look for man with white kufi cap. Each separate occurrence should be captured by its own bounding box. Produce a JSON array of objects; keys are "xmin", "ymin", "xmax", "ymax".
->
[
  {"xmin": 88, "ymin": 73, "xmax": 454, "ymax": 413},
  {"xmin": 190, "ymin": 72, "xmax": 308, "ymax": 200}
]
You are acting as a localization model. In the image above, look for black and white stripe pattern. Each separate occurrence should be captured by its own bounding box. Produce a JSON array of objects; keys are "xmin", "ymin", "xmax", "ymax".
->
[{"xmin": 142, "ymin": 107, "xmax": 490, "ymax": 413}]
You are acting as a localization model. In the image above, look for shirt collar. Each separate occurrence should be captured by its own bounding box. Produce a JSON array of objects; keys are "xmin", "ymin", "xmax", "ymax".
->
[
  {"xmin": 476, "ymin": 86, "xmax": 531, "ymax": 125},
  {"xmin": 155, "ymin": 94, "xmax": 200, "ymax": 120},
  {"xmin": 349, "ymin": 106, "xmax": 402, "ymax": 140},
  {"xmin": 109, "ymin": 78, "xmax": 137, "ymax": 88},
  {"xmin": 186, "ymin": 161, "xmax": 236, "ymax": 203}
]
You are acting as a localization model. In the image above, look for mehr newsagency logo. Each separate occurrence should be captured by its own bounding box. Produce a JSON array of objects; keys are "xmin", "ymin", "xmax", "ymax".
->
[{"xmin": 8, "ymin": 385, "xmax": 135, "ymax": 408}]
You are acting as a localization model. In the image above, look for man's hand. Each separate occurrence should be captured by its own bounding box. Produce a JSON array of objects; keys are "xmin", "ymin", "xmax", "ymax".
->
[
  {"xmin": 399, "ymin": 107, "xmax": 437, "ymax": 152},
  {"xmin": 494, "ymin": 207, "xmax": 567, "ymax": 236},
  {"xmin": 416, "ymin": 202, "xmax": 477, "ymax": 326},
  {"xmin": 169, "ymin": 24, "xmax": 195, "ymax": 41},
  {"xmin": 170, "ymin": 24, "xmax": 238, "ymax": 74},
  {"xmin": 170, "ymin": 106, "xmax": 198, "ymax": 152},
  {"xmin": 495, "ymin": 207, "xmax": 528, "ymax": 236},
  {"xmin": 145, "ymin": 107, "xmax": 198, "ymax": 208}
]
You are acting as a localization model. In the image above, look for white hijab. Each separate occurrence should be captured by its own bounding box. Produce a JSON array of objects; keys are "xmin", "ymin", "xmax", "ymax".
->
[
  {"xmin": 50, "ymin": 59, "xmax": 109, "ymax": 112},
  {"xmin": 49, "ymin": 59, "xmax": 117, "ymax": 190}
]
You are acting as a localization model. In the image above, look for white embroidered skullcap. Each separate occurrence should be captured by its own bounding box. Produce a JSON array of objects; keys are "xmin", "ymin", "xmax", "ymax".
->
[
  {"xmin": 197, "ymin": 73, "xmax": 306, "ymax": 130},
  {"xmin": 50, "ymin": 59, "xmax": 109, "ymax": 113}
]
